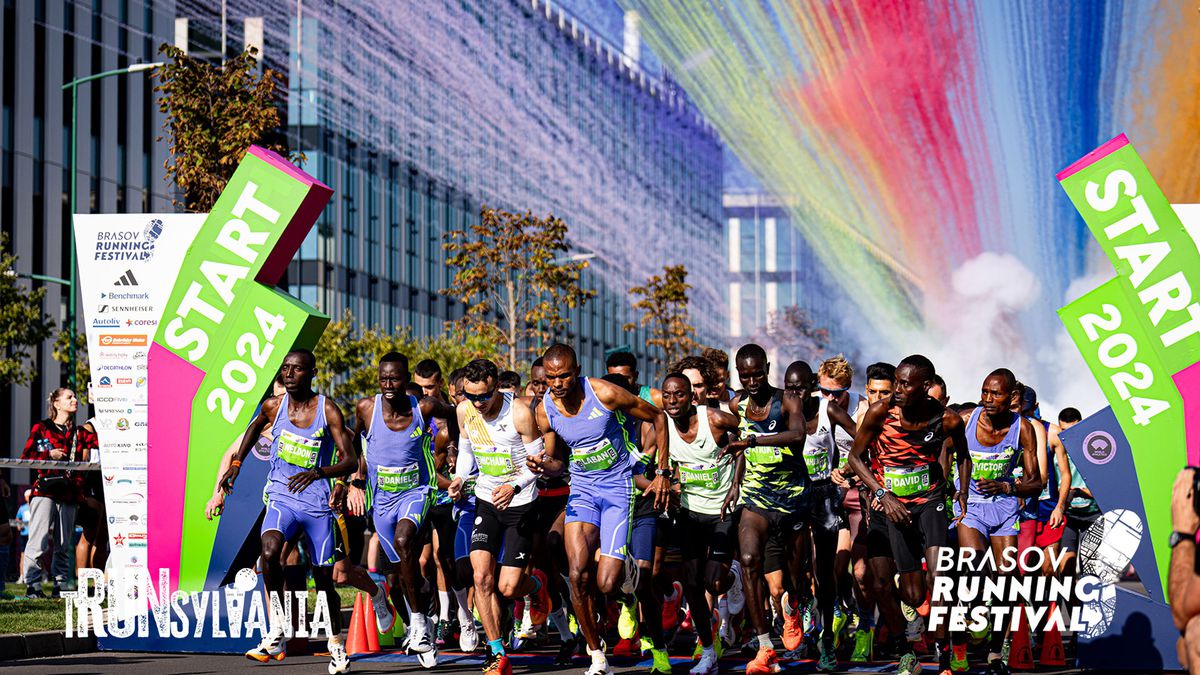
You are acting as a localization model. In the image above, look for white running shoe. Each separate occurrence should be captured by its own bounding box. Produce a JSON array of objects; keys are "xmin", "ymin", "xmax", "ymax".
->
[
  {"xmin": 718, "ymin": 610, "xmax": 736, "ymax": 647},
  {"xmin": 727, "ymin": 561, "xmax": 745, "ymax": 615},
  {"xmin": 585, "ymin": 657, "xmax": 614, "ymax": 675},
  {"xmin": 691, "ymin": 648, "xmax": 719, "ymax": 675},
  {"xmin": 371, "ymin": 585, "xmax": 395, "ymax": 634},
  {"xmin": 459, "ymin": 612, "xmax": 480, "ymax": 652},
  {"xmin": 245, "ymin": 624, "xmax": 285, "ymax": 662},
  {"xmin": 408, "ymin": 616, "xmax": 435, "ymax": 654},
  {"xmin": 327, "ymin": 635, "xmax": 350, "ymax": 674}
]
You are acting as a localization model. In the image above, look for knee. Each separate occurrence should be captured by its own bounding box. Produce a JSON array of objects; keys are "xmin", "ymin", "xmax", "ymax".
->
[
  {"xmin": 596, "ymin": 568, "xmax": 619, "ymax": 595},
  {"xmin": 568, "ymin": 565, "xmax": 590, "ymax": 594},
  {"xmin": 260, "ymin": 540, "xmax": 282, "ymax": 564},
  {"xmin": 739, "ymin": 550, "xmax": 761, "ymax": 574},
  {"xmin": 498, "ymin": 577, "xmax": 521, "ymax": 600},
  {"xmin": 473, "ymin": 568, "xmax": 494, "ymax": 594}
]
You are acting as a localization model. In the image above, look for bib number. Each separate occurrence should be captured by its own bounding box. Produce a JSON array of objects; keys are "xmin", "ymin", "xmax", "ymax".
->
[
  {"xmin": 970, "ymin": 450, "xmax": 1013, "ymax": 481},
  {"xmin": 678, "ymin": 463, "xmax": 719, "ymax": 490},
  {"xmin": 572, "ymin": 439, "xmax": 619, "ymax": 472},
  {"xmin": 745, "ymin": 442, "xmax": 783, "ymax": 466},
  {"xmin": 277, "ymin": 430, "xmax": 320, "ymax": 469},
  {"xmin": 884, "ymin": 464, "xmax": 932, "ymax": 497},
  {"xmin": 803, "ymin": 446, "xmax": 830, "ymax": 479},
  {"xmin": 378, "ymin": 463, "xmax": 421, "ymax": 493},
  {"xmin": 476, "ymin": 448, "xmax": 515, "ymax": 478}
]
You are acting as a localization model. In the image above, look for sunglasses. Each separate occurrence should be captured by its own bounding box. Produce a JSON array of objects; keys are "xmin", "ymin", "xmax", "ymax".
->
[
  {"xmin": 818, "ymin": 385, "xmax": 850, "ymax": 396},
  {"xmin": 462, "ymin": 390, "xmax": 494, "ymax": 404}
]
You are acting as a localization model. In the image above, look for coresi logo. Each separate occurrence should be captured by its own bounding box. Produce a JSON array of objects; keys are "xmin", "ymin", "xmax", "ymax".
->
[{"xmin": 99, "ymin": 334, "xmax": 147, "ymax": 347}]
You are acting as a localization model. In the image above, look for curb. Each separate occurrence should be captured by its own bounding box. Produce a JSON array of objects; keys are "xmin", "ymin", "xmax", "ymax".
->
[{"xmin": 0, "ymin": 606, "xmax": 356, "ymax": 661}]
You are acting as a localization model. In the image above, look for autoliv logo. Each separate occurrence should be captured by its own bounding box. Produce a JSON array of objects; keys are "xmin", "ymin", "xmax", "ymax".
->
[
  {"xmin": 114, "ymin": 270, "xmax": 139, "ymax": 286},
  {"xmin": 92, "ymin": 318, "xmax": 121, "ymax": 328}
]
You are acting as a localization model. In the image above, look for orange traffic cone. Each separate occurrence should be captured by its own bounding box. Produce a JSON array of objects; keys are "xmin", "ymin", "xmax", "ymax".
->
[
  {"xmin": 364, "ymin": 595, "xmax": 381, "ymax": 652},
  {"xmin": 1009, "ymin": 604, "xmax": 1034, "ymax": 671},
  {"xmin": 1040, "ymin": 603, "xmax": 1066, "ymax": 667},
  {"xmin": 347, "ymin": 593, "xmax": 377, "ymax": 656}
]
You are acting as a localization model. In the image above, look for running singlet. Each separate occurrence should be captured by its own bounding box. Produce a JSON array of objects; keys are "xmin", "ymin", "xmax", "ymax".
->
[
  {"xmin": 668, "ymin": 405, "xmax": 732, "ymax": 516},
  {"xmin": 363, "ymin": 395, "xmax": 435, "ymax": 505},
  {"xmin": 265, "ymin": 394, "xmax": 336, "ymax": 513},
  {"xmin": 802, "ymin": 397, "xmax": 838, "ymax": 482},
  {"xmin": 960, "ymin": 408, "xmax": 1022, "ymax": 504},
  {"xmin": 542, "ymin": 378, "xmax": 633, "ymax": 487},
  {"xmin": 871, "ymin": 405, "xmax": 947, "ymax": 506},
  {"xmin": 738, "ymin": 391, "xmax": 808, "ymax": 512},
  {"xmin": 834, "ymin": 394, "xmax": 863, "ymax": 468},
  {"xmin": 457, "ymin": 392, "xmax": 540, "ymax": 508},
  {"xmin": 1016, "ymin": 418, "xmax": 1058, "ymax": 521}
]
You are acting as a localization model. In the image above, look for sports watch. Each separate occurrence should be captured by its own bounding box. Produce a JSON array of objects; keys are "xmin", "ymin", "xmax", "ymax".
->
[{"xmin": 1170, "ymin": 531, "xmax": 1195, "ymax": 549}]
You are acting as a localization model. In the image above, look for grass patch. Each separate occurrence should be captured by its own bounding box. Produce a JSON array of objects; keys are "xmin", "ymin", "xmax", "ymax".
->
[{"xmin": 0, "ymin": 597, "xmax": 66, "ymax": 634}]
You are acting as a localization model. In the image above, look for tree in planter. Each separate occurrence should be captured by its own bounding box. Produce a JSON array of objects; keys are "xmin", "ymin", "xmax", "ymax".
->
[
  {"xmin": 0, "ymin": 233, "xmax": 56, "ymax": 387},
  {"xmin": 155, "ymin": 44, "xmax": 301, "ymax": 212},
  {"xmin": 624, "ymin": 264, "xmax": 700, "ymax": 369},
  {"xmin": 442, "ymin": 206, "xmax": 595, "ymax": 370}
]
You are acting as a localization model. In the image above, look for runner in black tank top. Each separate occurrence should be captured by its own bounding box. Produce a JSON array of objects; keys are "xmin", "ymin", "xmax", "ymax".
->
[{"xmin": 846, "ymin": 355, "xmax": 970, "ymax": 675}]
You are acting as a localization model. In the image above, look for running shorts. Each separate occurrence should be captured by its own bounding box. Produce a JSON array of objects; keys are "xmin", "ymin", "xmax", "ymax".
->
[
  {"xmin": 471, "ymin": 500, "xmax": 537, "ymax": 567},
  {"xmin": 565, "ymin": 477, "xmax": 635, "ymax": 560},
  {"xmin": 743, "ymin": 504, "xmax": 803, "ymax": 575},
  {"xmin": 803, "ymin": 481, "xmax": 847, "ymax": 536},
  {"xmin": 373, "ymin": 486, "xmax": 436, "ymax": 563},
  {"xmin": 867, "ymin": 499, "xmax": 948, "ymax": 574},
  {"xmin": 630, "ymin": 513, "xmax": 657, "ymax": 563},
  {"xmin": 263, "ymin": 499, "xmax": 337, "ymax": 568},
  {"xmin": 1018, "ymin": 516, "xmax": 1064, "ymax": 551},
  {"xmin": 956, "ymin": 498, "xmax": 1021, "ymax": 539},
  {"xmin": 677, "ymin": 508, "xmax": 738, "ymax": 565}
]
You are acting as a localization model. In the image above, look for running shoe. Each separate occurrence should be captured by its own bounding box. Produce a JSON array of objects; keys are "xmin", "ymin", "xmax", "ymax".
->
[
  {"xmin": 897, "ymin": 651, "xmax": 923, "ymax": 675},
  {"xmin": 640, "ymin": 636, "xmax": 653, "ymax": 654},
  {"xmin": 615, "ymin": 637, "xmax": 641, "ymax": 657},
  {"xmin": 782, "ymin": 599, "xmax": 803, "ymax": 652},
  {"xmin": 718, "ymin": 611, "xmax": 736, "ymax": 648},
  {"xmin": 408, "ymin": 618, "xmax": 436, "ymax": 654},
  {"xmin": 459, "ymin": 613, "xmax": 480, "ymax": 652},
  {"xmin": 327, "ymin": 635, "xmax": 350, "ymax": 674},
  {"xmin": 817, "ymin": 633, "xmax": 837, "ymax": 672},
  {"xmin": 984, "ymin": 656, "xmax": 1011, "ymax": 675},
  {"xmin": 585, "ymin": 659, "xmax": 614, "ymax": 675},
  {"xmin": 690, "ymin": 647, "xmax": 719, "ymax": 675},
  {"xmin": 831, "ymin": 607, "xmax": 847, "ymax": 648},
  {"xmin": 745, "ymin": 645, "xmax": 780, "ymax": 674},
  {"xmin": 618, "ymin": 597, "xmax": 638, "ymax": 640},
  {"xmin": 371, "ymin": 583, "xmax": 395, "ymax": 634},
  {"xmin": 649, "ymin": 647, "xmax": 672, "ymax": 673},
  {"xmin": 435, "ymin": 619, "xmax": 452, "ymax": 647},
  {"xmin": 951, "ymin": 643, "xmax": 968, "ymax": 672},
  {"xmin": 530, "ymin": 569, "xmax": 552, "ymax": 626},
  {"xmin": 851, "ymin": 627, "xmax": 873, "ymax": 662},
  {"xmin": 555, "ymin": 637, "xmax": 580, "ymax": 666},
  {"xmin": 482, "ymin": 650, "xmax": 512, "ymax": 675},
  {"xmin": 800, "ymin": 597, "xmax": 817, "ymax": 636},
  {"xmin": 681, "ymin": 609, "xmax": 694, "ymax": 633},
  {"xmin": 245, "ymin": 624, "xmax": 286, "ymax": 662},
  {"xmin": 727, "ymin": 561, "xmax": 746, "ymax": 615},
  {"xmin": 906, "ymin": 614, "xmax": 926, "ymax": 643},
  {"xmin": 662, "ymin": 581, "xmax": 683, "ymax": 632}
]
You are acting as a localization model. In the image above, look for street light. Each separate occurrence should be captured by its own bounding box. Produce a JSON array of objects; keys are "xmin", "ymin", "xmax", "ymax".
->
[{"xmin": 62, "ymin": 61, "xmax": 164, "ymax": 389}]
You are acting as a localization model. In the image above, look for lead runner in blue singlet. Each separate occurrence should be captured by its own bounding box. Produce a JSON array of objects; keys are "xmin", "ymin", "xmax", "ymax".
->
[
  {"xmin": 527, "ymin": 343, "xmax": 671, "ymax": 675},
  {"xmin": 219, "ymin": 349, "xmax": 360, "ymax": 671}
]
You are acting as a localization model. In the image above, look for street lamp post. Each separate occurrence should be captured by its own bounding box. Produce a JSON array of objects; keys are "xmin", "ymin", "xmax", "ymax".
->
[{"xmin": 62, "ymin": 62, "xmax": 163, "ymax": 389}]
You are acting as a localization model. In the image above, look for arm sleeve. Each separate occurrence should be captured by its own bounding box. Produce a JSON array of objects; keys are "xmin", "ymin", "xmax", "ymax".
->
[
  {"xmin": 453, "ymin": 432, "xmax": 476, "ymax": 481},
  {"xmin": 515, "ymin": 437, "xmax": 544, "ymax": 491}
]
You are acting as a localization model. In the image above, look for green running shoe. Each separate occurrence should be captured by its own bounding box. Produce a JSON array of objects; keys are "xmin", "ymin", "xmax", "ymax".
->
[
  {"xmin": 951, "ymin": 642, "xmax": 969, "ymax": 672},
  {"xmin": 832, "ymin": 609, "xmax": 848, "ymax": 648},
  {"xmin": 649, "ymin": 647, "xmax": 671, "ymax": 674},
  {"xmin": 618, "ymin": 598, "xmax": 638, "ymax": 640},
  {"xmin": 817, "ymin": 634, "xmax": 837, "ymax": 672},
  {"xmin": 640, "ymin": 636, "xmax": 653, "ymax": 654},
  {"xmin": 897, "ymin": 651, "xmax": 923, "ymax": 675},
  {"xmin": 851, "ymin": 627, "xmax": 873, "ymax": 662}
]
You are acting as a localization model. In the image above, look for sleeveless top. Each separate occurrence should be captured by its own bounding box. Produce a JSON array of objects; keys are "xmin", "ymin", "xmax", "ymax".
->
[
  {"xmin": 460, "ymin": 392, "xmax": 538, "ymax": 508},
  {"xmin": 871, "ymin": 404, "xmax": 947, "ymax": 506},
  {"xmin": 363, "ymin": 395, "xmax": 436, "ymax": 509},
  {"xmin": 834, "ymin": 394, "xmax": 863, "ymax": 468},
  {"xmin": 668, "ymin": 405, "xmax": 731, "ymax": 516},
  {"xmin": 738, "ymin": 389, "xmax": 808, "ymax": 512},
  {"xmin": 543, "ymin": 377, "xmax": 633, "ymax": 488},
  {"xmin": 960, "ymin": 408, "xmax": 1022, "ymax": 504},
  {"xmin": 265, "ymin": 393, "xmax": 335, "ymax": 513},
  {"xmin": 802, "ymin": 398, "xmax": 838, "ymax": 482}
]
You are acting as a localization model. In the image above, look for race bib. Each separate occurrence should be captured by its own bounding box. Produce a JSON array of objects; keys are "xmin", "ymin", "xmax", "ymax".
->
[
  {"xmin": 803, "ymin": 446, "xmax": 830, "ymax": 479},
  {"xmin": 971, "ymin": 449, "xmax": 1013, "ymax": 481},
  {"xmin": 883, "ymin": 463, "xmax": 932, "ymax": 497},
  {"xmin": 378, "ymin": 463, "xmax": 421, "ymax": 493},
  {"xmin": 745, "ymin": 444, "xmax": 783, "ymax": 466},
  {"xmin": 277, "ymin": 430, "xmax": 321, "ymax": 469},
  {"xmin": 678, "ymin": 462, "xmax": 719, "ymax": 490},
  {"xmin": 571, "ymin": 439, "xmax": 619, "ymax": 472},
  {"xmin": 475, "ymin": 448, "xmax": 514, "ymax": 478}
]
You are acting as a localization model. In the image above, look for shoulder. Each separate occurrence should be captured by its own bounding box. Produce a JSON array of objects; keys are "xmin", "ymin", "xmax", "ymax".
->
[
  {"xmin": 940, "ymin": 405, "xmax": 964, "ymax": 431},
  {"xmin": 356, "ymin": 396, "xmax": 375, "ymax": 416},
  {"xmin": 708, "ymin": 406, "xmax": 738, "ymax": 431},
  {"xmin": 262, "ymin": 395, "xmax": 284, "ymax": 416}
]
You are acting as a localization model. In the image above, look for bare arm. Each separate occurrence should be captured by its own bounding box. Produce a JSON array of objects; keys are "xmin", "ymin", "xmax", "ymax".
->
[
  {"xmin": 1049, "ymin": 424, "xmax": 1072, "ymax": 520},
  {"xmin": 593, "ymin": 377, "xmax": 671, "ymax": 508},
  {"xmin": 1011, "ymin": 419, "xmax": 1043, "ymax": 498},
  {"xmin": 1170, "ymin": 469, "xmax": 1200, "ymax": 630},
  {"xmin": 944, "ymin": 410, "xmax": 971, "ymax": 519},
  {"xmin": 218, "ymin": 397, "xmax": 278, "ymax": 494},
  {"xmin": 527, "ymin": 403, "xmax": 566, "ymax": 477}
]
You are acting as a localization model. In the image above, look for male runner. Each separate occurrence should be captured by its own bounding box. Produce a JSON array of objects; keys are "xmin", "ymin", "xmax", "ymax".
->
[
  {"xmin": 529, "ymin": 343, "xmax": 670, "ymax": 675},
  {"xmin": 350, "ymin": 352, "xmax": 458, "ymax": 669},
  {"xmin": 722, "ymin": 343, "xmax": 810, "ymax": 675},
  {"xmin": 795, "ymin": 360, "xmax": 858, "ymax": 671},
  {"xmin": 220, "ymin": 350, "xmax": 361, "ymax": 674},
  {"xmin": 846, "ymin": 355, "xmax": 970, "ymax": 675},
  {"xmin": 606, "ymin": 350, "xmax": 663, "ymax": 407},
  {"xmin": 673, "ymin": 355, "xmax": 713, "ymax": 408},
  {"xmin": 661, "ymin": 372, "xmax": 742, "ymax": 675},
  {"xmin": 956, "ymin": 369, "xmax": 1040, "ymax": 674},
  {"xmin": 449, "ymin": 359, "xmax": 544, "ymax": 675},
  {"xmin": 702, "ymin": 347, "xmax": 735, "ymax": 409},
  {"xmin": 1016, "ymin": 386, "xmax": 1071, "ymax": 574}
]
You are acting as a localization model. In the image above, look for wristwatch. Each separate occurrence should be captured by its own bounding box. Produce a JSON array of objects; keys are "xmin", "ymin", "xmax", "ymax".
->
[
  {"xmin": 351, "ymin": 478, "xmax": 367, "ymax": 489},
  {"xmin": 874, "ymin": 487, "xmax": 887, "ymax": 501},
  {"xmin": 748, "ymin": 435, "xmax": 758, "ymax": 447},
  {"xmin": 1170, "ymin": 531, "xmax": 1196, "ymax": 548},
  {"xmin": 512, "ymin": 484, "xmax": 523, "ymax": 495},
  {"xmin": 656, "ymin": 468, "xmax": 673, "ymax": 478}
]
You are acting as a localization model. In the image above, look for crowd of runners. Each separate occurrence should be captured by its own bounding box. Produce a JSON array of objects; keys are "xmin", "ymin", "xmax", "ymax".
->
[{"xmin": 212, "ymin": 342, "xmax": 1103, "ymax": 675}]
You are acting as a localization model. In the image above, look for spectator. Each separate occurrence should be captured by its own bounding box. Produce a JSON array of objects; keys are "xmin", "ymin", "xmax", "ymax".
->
[{"xmin": 19, "ymin": 388, "xmax": 97, "ymax": 598}]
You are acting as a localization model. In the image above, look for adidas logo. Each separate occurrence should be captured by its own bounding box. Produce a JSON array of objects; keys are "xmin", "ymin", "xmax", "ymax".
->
[
  {"xmin": 587, "ymin": 408, "xmax": 604, "ymax": 420},
  {"xmin": 410, "ymin": 428, "xmax": 423, "ymax": 438},
  {"xmin": 114, "ymin": 270, "xmax": 139, "ymax": 286}
]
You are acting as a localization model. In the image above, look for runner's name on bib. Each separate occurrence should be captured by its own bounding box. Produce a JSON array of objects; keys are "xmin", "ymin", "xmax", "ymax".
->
[
  {"xmin": 971, "ymin": 450, "xmax": 1013, "ymax": 481},
  {"xmin": 377, "ymin": 462, "xmax": 421, "ymax": 493},
  {"xmin": 803, "ymin": 445, "xmax": 831, "ymax": 479},
  {"xmin": 679, "ymin": 462, "xmax": 720, "ymax": 490},
  {"xmin": 883, "ymin": 463, "xmax": 932, "ymax": 497},
  {"xmin": 571, "ymin": 439, "xmax": 619, "ymax": 472},
  {"xmin": 476, "ymin": 448, "xmax": 515, "ymax": 477},
  {"xmin": 744, "ymin": 436, "xmax": 783, "ymax": 465},
  {"xmin": 277, "ymin": 430, "xmax": 321, "ymax": 469}
]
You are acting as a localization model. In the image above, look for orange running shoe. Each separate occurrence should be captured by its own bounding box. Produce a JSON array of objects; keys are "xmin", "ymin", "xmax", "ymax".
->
[
  {"xmin": 482, "ymin": 650, "xmax": 512, "ymax": 675},
  {"xmin": 529, "ymin": 569, "xmax": 551, "ymax": 626},
  {"xmin": 782, "ymin": 603, "xmax": 803, "ymax": 652},
  {"xmin": 745, "ymin": 645, "xmax": 780, "ymax": 674}
]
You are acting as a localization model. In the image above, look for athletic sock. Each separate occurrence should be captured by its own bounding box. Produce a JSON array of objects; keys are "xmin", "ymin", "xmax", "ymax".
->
[
  {"xmin": 488, "ymin": 638, "xmax": 505, "ymax": 656},
  {"xmin": 550, "ymin": 607, "xmax": 573, "ymax": 638},
  {"xmin": 757, "ymin": 633, "xmax": 772, "ymax": 650},
  {"xmin": 453, "ymin": 587, "xmax": 472, "ymax": 624},
  {"xmin": 529, "ymin": 573, "xmax": 542, "ymax": 596},
  {"xmin": 438, "ymin": 590, "xmax": 451, "ymax": 621},
  {"xmin": 718, "ymin": 596, "xmax": 729, "ymax": 630}
]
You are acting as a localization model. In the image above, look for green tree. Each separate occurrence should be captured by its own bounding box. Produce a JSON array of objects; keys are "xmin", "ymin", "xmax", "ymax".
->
[
  {"xmin": 443, "ymin": 206, "xmax": 595, "ymax": 369},
  {"xmin": 155, "ymin": 45, "xmax": 300, "ymax": 212},
  {"xmin": 752, "ymin": 304, "xmax": 833, "ymax": 365},
  {"xmin": 624, "ymin": 264, "xmax": 699, "ymax": 369},
  {"xmin": 0, "ymin": 234, "xmax": 56, "ymax": 387},
  {"xmin": 52, "ymin": 330, "xmax": 90, "ymax": 403}
]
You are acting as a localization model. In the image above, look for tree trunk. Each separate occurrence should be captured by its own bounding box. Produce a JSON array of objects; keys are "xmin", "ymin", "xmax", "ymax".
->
[{"xmin": 505, "ymin": 278, "xmax": 518, "ymax": 370}]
